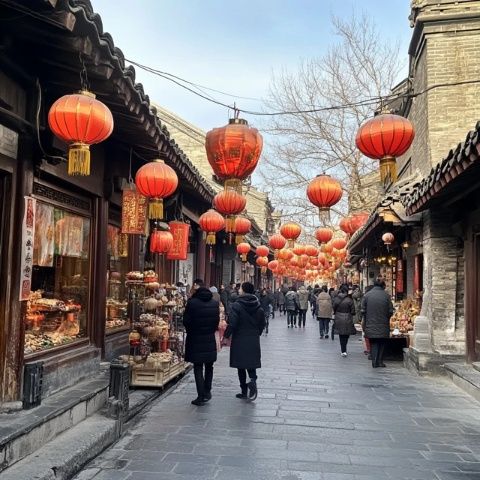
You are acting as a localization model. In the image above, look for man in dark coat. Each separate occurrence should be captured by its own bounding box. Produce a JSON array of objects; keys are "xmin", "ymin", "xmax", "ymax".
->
[
  {"xmin": 332, "ymin": 285, "xmax": 356, "ymax": 356},
  {"xmin": 183, "ymin": 281, "xmax": 220, "ymax": 405},
  {"xmin": 361, "ymin": 279, "xmax": 394, "ymax": 368},
  {"xmin": 258, "ymin": 288, "xmax": 273, "ymax": 335},
  {"xmin": 225, "ymin": 282, "xmax": 265, "ymax": 401}
]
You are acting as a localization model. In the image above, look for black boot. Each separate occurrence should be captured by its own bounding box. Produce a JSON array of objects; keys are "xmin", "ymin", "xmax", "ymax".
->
[
  {"xmin": 236, "ymin": 385, "xmax": 248, "ymax": 399},
  {"xmin": 247, "ymin": 380, "xmax": 257, "ymax": 401}
]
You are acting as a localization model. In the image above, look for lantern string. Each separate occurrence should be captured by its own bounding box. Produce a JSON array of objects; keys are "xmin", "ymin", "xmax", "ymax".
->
[{"xmin": 79, "ymin": 52, "xmax": 90, "ymax": 92}]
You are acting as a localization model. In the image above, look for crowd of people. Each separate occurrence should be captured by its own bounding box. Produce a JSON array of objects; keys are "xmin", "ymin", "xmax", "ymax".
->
[{"xmin": 182, "ymin": 277, "xmax": 394, "ymax": 407}]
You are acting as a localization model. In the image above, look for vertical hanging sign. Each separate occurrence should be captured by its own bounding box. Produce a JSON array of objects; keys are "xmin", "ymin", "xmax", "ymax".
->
[
  {"xmin": 20, "ymin": 196, "xmax": 36, "ymax": 301},
  {"xmin": 121, "ymin": 186, "xmax": 147, "ymax": 234},
  {"xmin": 396, "ymin": 259, "xmax": 404, "ymax": 293},
  {"xmin": 167, "ymin": 221, "xmax": 190, "ymax": 260}
]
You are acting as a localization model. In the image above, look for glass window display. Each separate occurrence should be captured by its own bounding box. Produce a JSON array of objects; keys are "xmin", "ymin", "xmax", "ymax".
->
[
  {"xmin": 106, "ymin": 225, "xmax": 129, "ymax": 331},
  {"xmin": 25, "ymin": 202, "xmax": 90, "ymax": 354}
]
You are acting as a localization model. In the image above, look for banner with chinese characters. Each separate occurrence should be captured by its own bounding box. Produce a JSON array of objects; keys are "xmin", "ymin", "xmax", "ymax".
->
[
  {"xmin": 121, "ymin": 187, "xmax": 147, "ymax": 234},
  {"xmin": 167, "ymin": 221, "xmax": 190, "ymax": 260},
  {"xmin": 396, "ymin": 259, "xmax": 405, "ymax": 294},
  {"xmin": 20, "ymin": 196, "xmax": 36, "ymax": 301}
]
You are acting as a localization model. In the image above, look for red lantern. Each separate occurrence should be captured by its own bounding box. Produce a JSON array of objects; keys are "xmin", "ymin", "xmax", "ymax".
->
[
  {"xmin": 382, "ymin": 232, "xmax": 395, "ymax": 245},
  {"xmin": 268, "ymin": 260, "xmax": 279, "ymax": 272},
  {"xmin": 339, "ymin": 217, "xmax": 355, "ymax": 236},
  {"xmin": 280, "ymin": 222, "xmax": 302, "ymax": 248},
  {"xmin": 199, "ymin": 209, "xmax": 225, "ymax": 245},
  {"xmin": 135, "ymin": 160, "xmax": 179, "ymax": 220},
  {"xmin": 332, "ymin": 238, "xmax": 347, "ymax": 250},
  {"xmin": 315, "ymin": 227, "xmax": 333, "ymax": 245},
  {"xmin": 237, "ymin": 242, "xmax": 250, "ymax": 262},
  {"xmin": 256, "ymin": 245, "xmax": 269, "ymax": 257},
  {"xmin": 322, "ymin": 243, "xmax": 333, "ymax": 254},
  {"xmin": 356, "ymin": 113, "xmax": 415, "ymax": 184},
  {"xmin": 213, "ymin": 190, "xmax": 246, "ymax": 232},
  {"xmin": 234, "ymin": 216, "xmax": 251, "ymax": 244},
  {"xmin": 278, "ymin": 249, "xmax": 292, "ymax": 261},
  {"xmin": 256, "ymin": 256, "xmax": 269, "ymax": 274},
  {"xmin": 350, "ymin": 212, "xmax": 369, "ymax": 232},
  {"xmin": 269, "ymin": 233, "xmax": 287, "ymax": 254},
  {"xmin": 290, "ymin": 257, "xmax": 299, "ymax": 268},
  {"xmin": 150, "ymin": 229, "xmax": 174, "ymax": 254},
  {"xmin": 205, "ymin": 118, "xmax": 263, "ymax": 192},
  {"xmin": 305, "ymin": 245, "xmax": 318, "ymax": 257},
  {"xmin": 48, "ymin": 91, "xmax": 114, "ymax": 176},
  {"xmin": 307, "ymin": 174, "xmax": 342, "ymax": 220},
  {"xmin": 293, "ymin": 244, "xmax": 306, "ymax": 256}
]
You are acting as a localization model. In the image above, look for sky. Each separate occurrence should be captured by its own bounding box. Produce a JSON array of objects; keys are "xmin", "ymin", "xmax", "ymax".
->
[{"xmin": 91, "ymin": 0, "xmax": 412, "ymax": 132}]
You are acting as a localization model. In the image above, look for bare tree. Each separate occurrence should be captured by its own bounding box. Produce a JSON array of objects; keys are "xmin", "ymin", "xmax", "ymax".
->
[{"xmin": 259, "ymin": 13, "xmax": 403, "ymax": 232}]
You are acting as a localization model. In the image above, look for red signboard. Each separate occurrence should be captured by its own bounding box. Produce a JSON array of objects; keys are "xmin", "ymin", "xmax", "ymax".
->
[
  {"xmin": 396, "ymin": 259, "xmax": 404, "ymax": 294},
  {"xmin": 167, "ymin": 221, "xmax": 190, "ymax": 260},
  {"xmin": 121, "ymin": 188, "xmax": 147, "ymax": 235}
]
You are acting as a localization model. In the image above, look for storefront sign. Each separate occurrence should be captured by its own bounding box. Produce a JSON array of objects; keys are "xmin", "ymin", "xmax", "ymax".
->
[
  {"xmin": 20, "ymin": 196, "xmax": 36, "ymax": 301},
  {"xmin": 121, "ymin": 187, "xmax": 147, "ymax": 234},
  {"xmin": 167, "ymin": 221, "xmax": 190, "ymax": 260},
  {"xmin": 396, "ymin": 259, "xmax": 404, "ymax": 293}
]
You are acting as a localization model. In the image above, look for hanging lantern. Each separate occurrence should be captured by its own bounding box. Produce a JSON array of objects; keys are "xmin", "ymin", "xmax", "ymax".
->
[
  {"xmin": 350, "ymin": 212, "xmax": 369, "ymax": 233},
  {"xmin": 234, "ymin": 216, "xmax": 251, "ymax": 244},
  {"xmin": 48, "ymin": 91, "xmax": 114, "ymax": 176},
  {"xmin": 268, "ymin": 260, "xmax": 279, "ymax": 272},
  {"xmin": 278, "ymin": 248, "xmax": 292, "ymax": 261},
  {"xmin": 304, "ymin": 245, "xmax": 318, "ymax": 257},
  {"xmin": 150, "ymin": 229, "xmax": 174, "ymax": 254},
  {"xmin": 307, "ymin": 174, "xmax": 342, "ymax": 221},
  {"xmin": 280, "ymin": 222, "xmax": 302, "ymax": 248},
  {"xmin": 356, "ymin": 113, "xmax": 415, "ymax": 185},
  {"xmin": 236, "ymin": 242, "xmax": 251, "ymax": 262},
  {"xmin": 268, "ymin": 233, "xmax": 287, "ymax": 257},
  {"xmin": 293, "ymin": 244, "xmax": 306, "ymax": 256},
  {"xmin": 205, "ymin": 117, "xmax": 263, "ymax": 193},
  {"xmin": 315, "ymin": 227, "xmax": 333, "ymax": 245},
  {"xmin": 256, "ymin": 245, "xmax": 270, "ymax": 257},
  {"xmin": 339, "ymin": 217, "xmax": 355, "ymax": 236},
  {"xmin": 290, "ymin": 257, "xmax": 299, "ymax": 268},
  {"xmin": 135, "ymin": 159, "xmax": 179, "ymax": 220},
  {"xmin": 322, "ymin": 243, "xmax": 333, "ymax": 254},
  {"xmin": 332, "ymin": 238, "xmax": 347, "ymax": 250},
  {"xmin": 382, "ymin": 232, "xmax": 395, "ymax": 245},
  {"xmin": 199, "ymin": 209, "xmax": 225, "ymax": 245},
  {"xmin": 213, "ymin": 190, "xmax": 247, "ymax": 232},
  {"xmin": 256, "ymin": 256, "xmax": 269, "ymax": 273}
]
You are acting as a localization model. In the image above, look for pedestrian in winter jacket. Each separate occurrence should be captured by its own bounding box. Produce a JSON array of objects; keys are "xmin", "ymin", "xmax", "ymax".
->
[
  {"xmin": 284, "ymin": 286, "xmax": 299, "ymax": 328},
  {"xmin": 297, "ymin": 285, "xmax": 309, "ymax": 328},
  {"xmin": 361, "ymin": 280, "xmax": 394, "ymax": 368},
  {"xmin": 225, "ymin": 282, "xmax": 265, "ymax": 401},
  {"xmin": 183, "ymin": 283, "xmax": 220, "ymax": 406},
  {"xmin": 332, "ymin": 285, "xmax": 356, "ymax": 356},
  {"xmin": 316, "ymin": 285, "xmax": 333, "ymax": 338},
  {"xmin": 275, "ymin": 288, "xmax": 286, "ymax": 315}
]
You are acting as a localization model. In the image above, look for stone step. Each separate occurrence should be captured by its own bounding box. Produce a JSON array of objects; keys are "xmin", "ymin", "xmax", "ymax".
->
[
  {"xmin": 0, "ymin": 415, "xmax": 119, "ymax": 480},
  {"xmin": 445, "ymin": 363, "xmax": 480, "ymax": 403},
  {"xmin": 0, "ymin": 373, "xmax": 109, "ymax": 472}
]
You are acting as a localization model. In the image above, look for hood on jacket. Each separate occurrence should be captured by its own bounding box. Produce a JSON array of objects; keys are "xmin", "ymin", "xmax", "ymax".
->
[
  {"xmin": 193, "ymin": 287, "xmax": 213, "ymax": 302},
  {"xmin": 235, "ymin": 293, "xmax": 260, "ymax": 313},
  {"xmin": 336, "ymin": 292, "xmax": 348, "ymax": 300}
]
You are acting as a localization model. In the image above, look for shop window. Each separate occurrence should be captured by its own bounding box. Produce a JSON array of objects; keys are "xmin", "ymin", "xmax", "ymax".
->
[
  {"xmin": 25, "ymin": 202, "xmax": 90, "ymax": 355},
  {"xmin": 106, "ymin": 225, "xmax": 130, "ymax": 331}
]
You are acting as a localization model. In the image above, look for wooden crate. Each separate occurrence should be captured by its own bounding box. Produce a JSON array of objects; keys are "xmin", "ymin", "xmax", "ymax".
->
[{"xmin": 131, "ymin": 367, "xmax": 166, "ymax": 387}]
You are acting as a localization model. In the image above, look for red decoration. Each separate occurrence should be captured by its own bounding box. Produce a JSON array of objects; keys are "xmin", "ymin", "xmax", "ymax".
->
[
  {"xmin": 150, "ymin": 229, "xmax": 173, "ymax": 254},
  {"xmin": 205, "ymin": 118, "xmax": 263, "ymax": 192},
  {"xmin": 269, "ymin": 233, "xmax": 287, "ymax": 253},
  {"xmin": 237, "ymin": 242, "xmax": 251, "ymax": 262},
  {"xmin": 278, "ymin": 249, "xmax": 293, "ymax": 261},
  {"xmin": 305, "ymin": 245, "xmax": 318, "ymax": 257},
  {"xmin": 332, "ymin": 238, "xmax": 347, "ymax": 250},
  {"xmin": 396, "ymin": 260, "xmax": 405, "ymax": 294},
  {"xmin": 256, "ymin": 245, "xmax": 270, "ymax": 257},
  {"xmin": 233, "ymin": 216, "xmax": 251, "ymax": 244},
  {"xmin": 293, "ymin": 244, "xmax": 306, "ymax": 256},
  {"xmin": 280, "ymin": 222, "xmax": 302, "ymax": 248},
  {"xmin": 48, "ymin": 91, "xmax": 114, "ymax": 176},
  {"xmin": 268, "ymin": 260, "xmax": 279, "ymax": 272},
  {"xmin": 256, "ymin": 256, "xmax": 269, "ymax": 273},
  {"xmin": 339, "ymin": 217, "xmax": 355, "ymax": 235},
  {"xmin": 213, "ymin": 190, "xmax": 246, "ymax": 232},
  {"xmin": 135, "ymin": 160, "xmax": 179, "ymax": 220},
  {"xmin": 322, "ymin": 243, "xmax": 333, "ymax": 254},
  {"xmin": 382, "ymin": 232, "xmax": 395, "ymax": 245},
  {"xmin": 199, "ymin": 209, "xmax": 225, "ymax": 245},
  {"xmin": 307, "ymin": 174, "xmax": 342, "ymax": 220},
  {"xmin": 121, "ymin": 186, "xmax": 147, "ymax": 234},
  {"xmin": 167, "ymin": 221, "xmax": 190, "ymax": 260},
  {"xmin": 315, "ymin": 227, "xmax": 333, "ymax": 245},
  {"xmin": 356, "ymin": 113, "xmax": 415, "ymax": 184}
]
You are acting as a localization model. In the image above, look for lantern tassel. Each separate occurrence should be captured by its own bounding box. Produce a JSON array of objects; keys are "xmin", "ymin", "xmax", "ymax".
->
[
  {"xmin": 380, "ymin": 156, "xmax": 397, "ymax": 185},
  {"xmin": 149, "ymin": 198, "xmax": 164, "ymax": 220},
  {"xmin": 235, "ymin": 234, "xmax": 244, "ymax": 244},
  {"xmin": 241, "ymin": 253, "xmax": 246, "ymax": 262},
  {"xmin": 206, "ymin": 233, "xmax": 216, "ymax": 245},
  {"xmin": 287, "ymin": 239, "xmax": 294, "ymax": 248},
  {"xmin": 318, "ymin": 207, "xmax": 331, "ymax": 224},
  {"xmin": 225, "ymin": 216, "xmax": 236, "ymax": 233},
  {"xmin": 224, "ymin": 179, "xmax": 242, "ymax": 194},
  {"xmin": 68, "ymin": 143, "xmax": 90, "ymax": 176}
]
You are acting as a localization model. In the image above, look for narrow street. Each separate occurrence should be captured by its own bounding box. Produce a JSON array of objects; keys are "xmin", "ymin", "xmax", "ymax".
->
[{"xmin": 77, "ymin": 315, "xmax": 480, "ymax": 480}]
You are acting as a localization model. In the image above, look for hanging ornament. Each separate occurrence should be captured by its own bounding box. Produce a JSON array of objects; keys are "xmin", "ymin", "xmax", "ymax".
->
[
  {"xmin": 356, "ymin": 113, "xmax": 415, "ymax": 186},
  {"xmin": 121, "ymin": 184, "xmax": 148, "ymax": 234},
  {"xmin": 268, "ymin": 260, "xmax": 279, "ymax": 272},
  {"xmin": 233, "ymin": 216, "xmax": 251, "ymax": 244},
  {"xmin": 307, "ymin": 174, "xmax": 342, "ymax": 221},
  {"xmin": 278, "ymin": 248, "xmax": 293, "ymax": 261},
  {"xmin": 293, "ymin": 244, "xmax": 306, "ymax": 256},
  {"xmin": 213, "ymin": 190, "xmax": 247, "ymax": 233},
  {"xmin": 332, "ymin": 238, "xmax": 347, "ymax": 251},
  {"xmin": 339, "ymin": 217, "xmax": 355, "ymax": 236},
  {"xmin": 280, "ymin": 222, "xmax": 302, "ymax": 248},
  {"xmin": 268, "ymin": 233, "xmax": 287, "ymax": 257},
  {"xmin": 135, "ymin": 159, "xmax": 178, "ymax": 220},
  {"xmin": 48, "ymin": 91, "xmax": 114, "ymax": 176},
  {"xmin": 199, "ymin": 209, "xmax": 225, "ymax": 245},
  {"xmin": 150, "ymin": 229, "xmax": 174, "ymax": 254},
  {"xmin": 256, "ymin": 256, "xmax": 269, "ymax": 274},
  {"xmin": 256, "ymin": 245, "xmax": 270, "ymax": 257},
  {"xmin": 350, "ymin": 212, "xmax": 369, "ymax": 233},
  {"xmin": 382, "ymin": 232, "xmax": 395, "ymax": 245},
  {"xmin": 305, "ymin": 245, "xmax": 318, "ymax": 257},
  {"xmin": 237, "ymin": 242, "xmax": 251, "ymax": 262},
  {"xmin": 315, "ymin": 227, "xmax": 333, "ymax": 245}
]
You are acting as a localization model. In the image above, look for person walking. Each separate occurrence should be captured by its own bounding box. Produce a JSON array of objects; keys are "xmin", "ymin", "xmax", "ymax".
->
[
  {"xmin": 284, "ymin": 286, "xmax": 299, "ymax": 328},
  {"xmin": 183, "ymin": 280, "xmax": 220, "ymax": 406},
  {"xmin": 316, "ymin": 285, "xmax": 333, "ymax": 338},
  {"xmin": 297, "ymin": 285, "xmax": 309, "ymax": 328},
  {"xmin": 332, "ymin": 285, "xmax": 356, "ymax": 356},
  {"xmin": 224, "ymin": 282, "xmax": 265, "ymax": 401},
  {"xmin": 361, "ymin": 279, "xmax": 394, "ymax": 368},
  {"xmin": 209, "ymin": 286, "xmax": 221, "ymax": 303},
  {"xmin": 352, "ymin": 285, "xmax": 362, "ymax": 324},
  {"xmin": 328, "ymin": 287, "xmax": 337, "ymax": 341},
  {"xmin": 311, "ymin": 284, "xmax": 321, "ymax": 317},
  {"xmin": 258, "ymin": 288, "xmax": 273, "ymax": 335},
  {"xmin": 276, "ymin": 288, "xmax": 286, "ymax": 315}
]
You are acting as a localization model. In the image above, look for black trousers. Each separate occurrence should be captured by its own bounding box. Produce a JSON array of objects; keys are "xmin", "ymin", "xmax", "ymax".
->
[
  {"xmin": 238, "ymin": 368, "xmax": 257, "ymax": 387},
  {"xmin": 287, "ymin": 311, "xmax": 297, "ymax": 326},
  {"xmin": 298, "ymin": 309, "xmax": 307, "ymax": 327},
  {"xmin": 193, "ymin": 362, "xmax": 213, "ymax": 398},
  {"xmin": 339, "ymin": 334, "xmax": 349, "ymax": 353},
  {"xmin": 370, "ymin": 338, "xmax": 387, "ymax": 367}
]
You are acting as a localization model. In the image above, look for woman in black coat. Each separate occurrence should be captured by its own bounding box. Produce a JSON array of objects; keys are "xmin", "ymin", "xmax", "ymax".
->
[
  {"xmin": 332, "ymin": 285, "xmax": 356, "ymax": 357},
  {"xmin": 183, "ymin": 285, "xmax": 220, "ymax": 406},
  {"xmin": 225, "ymin": 282, "xmax": 265, "ymax": 401}
]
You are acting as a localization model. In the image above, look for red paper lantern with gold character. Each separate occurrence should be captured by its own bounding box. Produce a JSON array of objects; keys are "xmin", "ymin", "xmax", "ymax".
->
[
  {"xmin": 315, "ymin": 227, "xmax": 333, "ymax": 245},
  {"xmin": 307, "ymin": 174, "xmax": 342, "ymax": 220},
  {"xmin": 199, "ymin": 209, "xmax": 225, "ymax": 245},
  {"xmin": 135, "ymin": 160, "xmax": 179, "ymax": 220},
  {"xmin": 256, "ymin": 245, "xmax": 269, "ymax": 257},
  {"xmin": 280, "ymin": 222, "xmax": 302, "ymax": 248},
  {"xmin": 205, "ymin": 117, "xmax": 263, "ymax": 193},
  {"xmin": 356, "ymin": 113, "xmax": 415, "ymax": 185},
  {"xmin": 213, "ymin": 190, "xmax": 246, "ymax": 232},
  {"xmin": 233, "ymin": 216, "xmax": 251, "ymax": 244},
  {"xmin": 150, "ymin": 229, "xmax": 173, "ymax": 254},
  {"xmin": 236, "ymin": 242, "xmax": 250, "ymax": 262},
  {"xmin": 48, "ymin": 91, "xmax": 114, "ymax": 176}
]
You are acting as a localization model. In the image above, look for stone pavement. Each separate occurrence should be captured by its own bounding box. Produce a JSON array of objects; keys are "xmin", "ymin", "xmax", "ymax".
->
[{"xmin": 75, "ymin": 313, "xmax": 480, "ymax": 480}]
